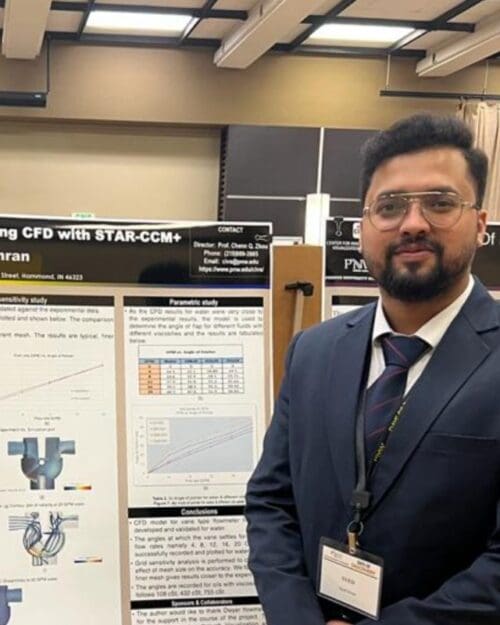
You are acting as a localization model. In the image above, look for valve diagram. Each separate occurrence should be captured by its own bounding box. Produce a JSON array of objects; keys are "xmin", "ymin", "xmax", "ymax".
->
[
  {"xmin": 9, "ymin": 512, "xmax": 78, "ymax": 566},
  {"xmin": 8, "ymin": 437, "xmax": 76, "ymax": 490},
  {"xmin": 0, "ymin": 586, "xmax": 22, "ymax": 625}
]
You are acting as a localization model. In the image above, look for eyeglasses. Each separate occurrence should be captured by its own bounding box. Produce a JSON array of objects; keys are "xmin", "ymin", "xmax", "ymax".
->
[{"xmin": 363, "ymin": 191, "xmax": 478, "ymax": 231}]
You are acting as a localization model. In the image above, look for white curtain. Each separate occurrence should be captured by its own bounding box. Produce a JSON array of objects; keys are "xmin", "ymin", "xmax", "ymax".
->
[{"xmin": 457, "ymin": 101, "xmax": 500, "ymax": 220}]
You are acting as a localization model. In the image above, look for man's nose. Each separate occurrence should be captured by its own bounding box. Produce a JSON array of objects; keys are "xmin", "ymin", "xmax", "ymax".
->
[{"xmin": 398, "ymin": 200, "xmax": 431, "ymax": 235}]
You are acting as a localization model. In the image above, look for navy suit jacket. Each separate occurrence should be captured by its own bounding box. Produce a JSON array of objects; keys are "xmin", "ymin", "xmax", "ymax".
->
[{"xmin": 246, "ymin": 278, "xmax": 500, "ymax": 624}]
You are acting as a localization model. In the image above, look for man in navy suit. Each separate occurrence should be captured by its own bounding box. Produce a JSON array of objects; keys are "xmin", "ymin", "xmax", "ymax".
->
[{"xmin": 245, "ymin": 114, "xmax": 500, "ymax": 624}]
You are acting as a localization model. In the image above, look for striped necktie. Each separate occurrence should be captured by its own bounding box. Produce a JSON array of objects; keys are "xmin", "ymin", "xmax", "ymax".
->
[{"xmin": 365, "ymin": 334, "xmax": 429, "ymax": 465}]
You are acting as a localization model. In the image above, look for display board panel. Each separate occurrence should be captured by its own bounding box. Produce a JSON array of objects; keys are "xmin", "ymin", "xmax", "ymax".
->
[{"xmin": 0, "ymin": 217, "xmax": 271, "ymax": 625}]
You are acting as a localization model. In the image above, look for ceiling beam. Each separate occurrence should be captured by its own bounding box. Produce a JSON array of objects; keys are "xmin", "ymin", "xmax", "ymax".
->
[
  {"xmin": 417, "ymin": 10, "xmax": 500, "ymax": 76},
  {"xmin": 412, "ymin": 1, "xmax": 492, "ymax": 77},
  {"xmin": 85, "ymin": 3, "xmax": 246, "ymax": 20},
  {"xmin": 77, "ymin": 0, "xmax": 95, "ymax": 38},
  {"xmin": 180, "ymin": 0, "xmax": 217, "ymax": 43},
  {"xmin": 302, "ymin": 15, "xmax": 474, "ymax": 32},
  {"xmin": 77, "ymin": 32, "xmax": 220, "ymax": 49},
  {"xmin": 51, "ymin": 2, "xmax": 247, "ymax": 21},
  {"xmin": 2, "ymin": 0, "xmax": 52, "ymax": 58},
  {"xmin": 214, "ymin": 0, "xmax": 330, "ymax": 68},
  {"xmin": 51, "ymin": 1, "xmax": 87, "ymax": 9},
  {"xmin": 273, "ymin": 42, "xmax": 426, "ymax": 58}
]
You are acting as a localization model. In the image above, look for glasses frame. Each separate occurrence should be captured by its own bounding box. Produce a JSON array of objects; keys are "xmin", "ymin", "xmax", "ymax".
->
[{"xmin": 363, "ymin": 191, "xmax": 479, "ymax": 232}]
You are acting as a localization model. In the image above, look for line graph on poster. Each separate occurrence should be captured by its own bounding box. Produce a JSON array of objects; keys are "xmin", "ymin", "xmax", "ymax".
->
[
  {"xmin": 0, "ymin": 356, "xmax": 107, "ymax": 412},
  {"xmin": 133, "ymin": 404, "xmax": 256, "ymax": 487}
]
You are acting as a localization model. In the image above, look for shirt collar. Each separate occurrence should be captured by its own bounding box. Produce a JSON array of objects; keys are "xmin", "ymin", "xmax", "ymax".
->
[{"xmin": 372, "ymin": 275, "xmax": 474, "ymax": 348}]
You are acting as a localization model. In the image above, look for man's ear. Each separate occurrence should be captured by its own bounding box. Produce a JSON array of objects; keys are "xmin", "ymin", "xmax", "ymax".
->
[{"xmin": 476, "ymin": 209, "xmax": 488, "ymax": 247}]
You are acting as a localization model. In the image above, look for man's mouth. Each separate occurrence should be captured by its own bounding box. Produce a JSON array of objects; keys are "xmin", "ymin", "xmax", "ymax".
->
[{"xmin": 391, "ymin": 241, "xmax": 438, "ymax": 262}]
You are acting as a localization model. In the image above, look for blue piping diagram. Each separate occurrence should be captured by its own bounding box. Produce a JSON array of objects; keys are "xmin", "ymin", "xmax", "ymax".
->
[
  {"xmin": 9, "ymin": 512, "xmax": 78, "ymax": 566},
  {"xmin": 0, "ymin": 586, "xmax": 22, "ymax": 625},
  {"xmin": 8, "ymin": 437, "xmax": 76, "ymax": 489}
]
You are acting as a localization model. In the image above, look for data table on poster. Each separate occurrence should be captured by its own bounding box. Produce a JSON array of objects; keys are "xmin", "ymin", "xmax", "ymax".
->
[{"xmin": 138, "ymin": 344, "xmax": 244, "ymax": 396}]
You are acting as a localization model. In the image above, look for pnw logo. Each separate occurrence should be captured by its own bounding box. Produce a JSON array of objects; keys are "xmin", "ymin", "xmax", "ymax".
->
[{"xmin": 344, "ymin": 257, "xmax": 368, "ymax": 273}]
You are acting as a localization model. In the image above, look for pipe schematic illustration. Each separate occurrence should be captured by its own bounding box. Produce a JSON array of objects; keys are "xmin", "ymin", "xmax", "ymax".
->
[
  {"xmin": 8, "ymin": 437, "xmax": 76, "ymax": 489},
  {"xmin": 9, "ymin": 512, "xmax": 79, "ymax": 566},
  {"xmin": 0, "ymin": 586, "xmax": 22, "ymax": 625}
]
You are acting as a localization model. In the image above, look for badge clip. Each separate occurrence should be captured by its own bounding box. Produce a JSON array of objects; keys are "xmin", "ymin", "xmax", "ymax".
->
[
  {"xmin": 346, "ymin": 520, "xmax": 363, "ymax": 555},
  {"xmin": 347, "ymin": 529, "xmax": 358, "ymax": 554}
]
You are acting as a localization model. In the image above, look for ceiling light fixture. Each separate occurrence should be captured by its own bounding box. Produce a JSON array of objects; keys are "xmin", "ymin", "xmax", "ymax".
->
[
  {"xmin": 85, "ymin": 11, "xmax": 196, "ymax": 36},
  {"xmin": 308, "ymin": 23, "xmax": 415, "ymax": 45}
]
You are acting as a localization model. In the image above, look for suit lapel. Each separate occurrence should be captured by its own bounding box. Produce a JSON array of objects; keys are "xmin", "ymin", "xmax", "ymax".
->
[
  {"xmin": 326, "ymin": 304, "xmax": 375, "ymax": 512},
  {"xmin": 368, "ymin": 281, "xmax": 498, "ymax": 513}
]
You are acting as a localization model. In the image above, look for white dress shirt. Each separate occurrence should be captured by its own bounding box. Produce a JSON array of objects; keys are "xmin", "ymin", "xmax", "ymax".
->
[{"xmin": 367, "ymin": 275, "xmax": 474, "ymax": 393}]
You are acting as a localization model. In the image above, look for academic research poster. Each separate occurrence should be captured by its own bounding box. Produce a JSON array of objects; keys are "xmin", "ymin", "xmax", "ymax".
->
[{"xmin": 0, "ymin": 217, "xmax": 272, "ymax": 625}]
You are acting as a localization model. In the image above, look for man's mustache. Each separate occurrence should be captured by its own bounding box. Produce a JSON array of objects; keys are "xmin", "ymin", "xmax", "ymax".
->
[{"xmin": 387, "ymin": 236, "xmax": 442, "ymax": 258}]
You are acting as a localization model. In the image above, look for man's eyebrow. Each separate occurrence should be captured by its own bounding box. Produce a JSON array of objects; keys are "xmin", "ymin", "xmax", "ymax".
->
[{"xmin": 377, "ymin": 186, "xmax": 459, "ymax": 197}]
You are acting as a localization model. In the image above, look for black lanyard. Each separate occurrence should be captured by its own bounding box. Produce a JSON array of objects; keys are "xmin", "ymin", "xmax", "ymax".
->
[
  {"xmin": 345, "ymin": 330, "xmax": 431, "ymax": 551},
  {"xmin": 347, "ymin": 393, "xmax": 407, "ymax": 553}
]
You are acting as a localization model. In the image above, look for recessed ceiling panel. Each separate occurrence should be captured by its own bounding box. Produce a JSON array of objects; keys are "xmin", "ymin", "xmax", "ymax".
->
[
  {"xmin": 403, "ymin": 30, "xmax": 463, "ymax": 50},
  {"xmin": 47, "ymin": 11, "xmax": 81, "ymax": 32},
  {"xmin": 307, "ymin": 22, "xmax": 415, "ymax": 46},
  {"xmin": 189, "ymin": 18, "xmax": 241, "ymax": 39},
  {"xmin": 340, "ymin": 0, "xmax": 461, "ymax": 21},
  {"xmin": 450, "ymin": 0, "xmax": 500, "ymax": 23},
  {"xmin": 304, "ymin": 37, "xmax": 397, "ymax": 48},
  {"xmin": 100, "ymin": 0, "xmax": 205, "ymax": 7},
  {"xmin": 85, "ymin": 11, "xmax": 195, "ymax": 36}
]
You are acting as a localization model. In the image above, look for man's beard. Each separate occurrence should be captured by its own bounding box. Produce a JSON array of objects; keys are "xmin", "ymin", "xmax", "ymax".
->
[{"xmin": 363, "ymin": 235, "xmax": 475, "ymax": 302}]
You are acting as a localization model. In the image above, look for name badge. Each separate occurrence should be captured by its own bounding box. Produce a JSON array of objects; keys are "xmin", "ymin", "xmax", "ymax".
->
[{"xmin": 317, "ymin": 538, "xmax": 384, "ymax": 620}]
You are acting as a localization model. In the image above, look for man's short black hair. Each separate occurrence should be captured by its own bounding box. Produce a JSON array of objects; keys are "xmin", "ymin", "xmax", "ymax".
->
[{"xmin": 360, "ymin": 114, "xmax": 489, "ymax": 207}]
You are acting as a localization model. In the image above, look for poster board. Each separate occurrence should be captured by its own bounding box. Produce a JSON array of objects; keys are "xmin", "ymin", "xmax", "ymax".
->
[{"xmin": 0, "ymin": 217, "xmax": 272, "ymax": 625}]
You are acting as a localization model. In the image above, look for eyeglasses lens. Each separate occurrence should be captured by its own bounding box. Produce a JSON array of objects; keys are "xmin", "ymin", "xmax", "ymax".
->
[{"xmin": 370, "ymin": 193, "xmax": 463, "ymax": 230}]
